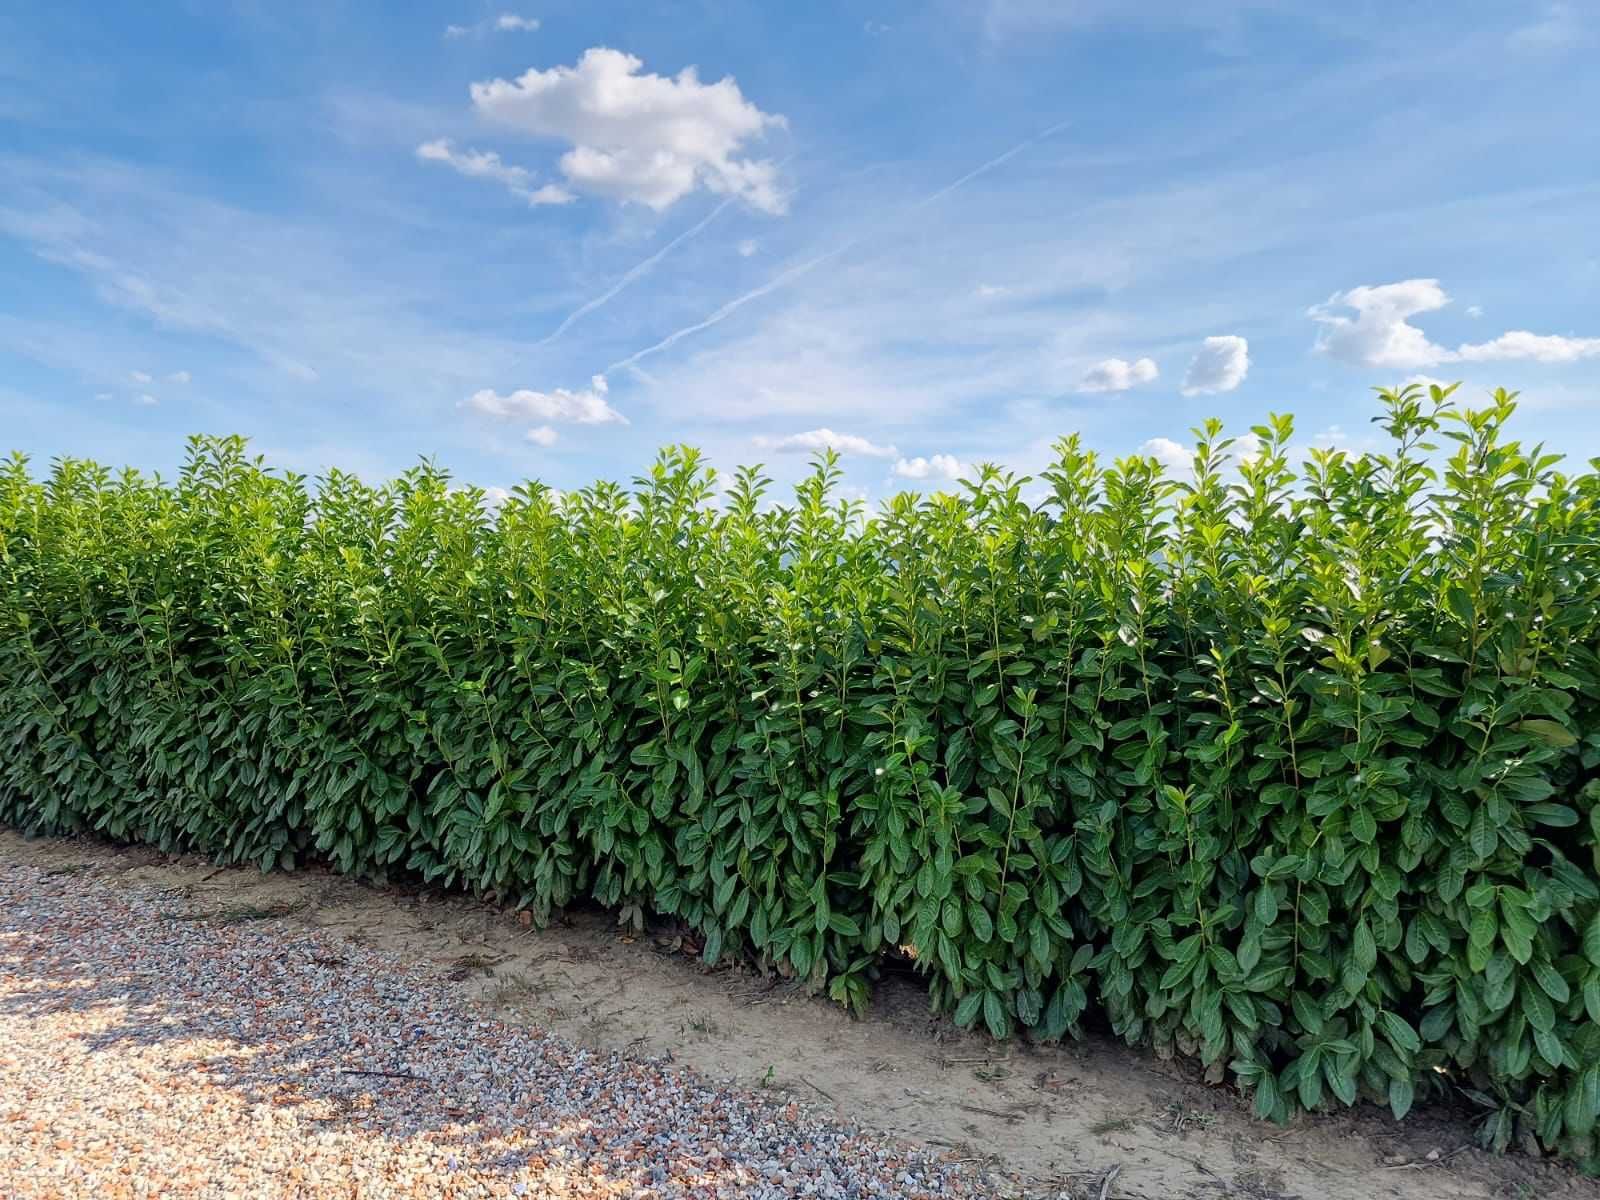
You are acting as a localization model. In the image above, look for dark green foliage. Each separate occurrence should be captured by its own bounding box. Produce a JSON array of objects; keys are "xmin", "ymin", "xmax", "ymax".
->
[{"xmin": 3, "ymin": 384, "xmax": 1599, "ymax": 1160}]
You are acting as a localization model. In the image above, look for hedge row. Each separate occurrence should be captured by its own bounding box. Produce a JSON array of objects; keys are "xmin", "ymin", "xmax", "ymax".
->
[{"xmin": 3, "ymin": 385, "xmax": 1599, "ymax": 1160}]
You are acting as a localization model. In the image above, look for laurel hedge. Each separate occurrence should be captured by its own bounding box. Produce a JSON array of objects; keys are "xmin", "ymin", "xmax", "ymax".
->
[{"xmin": 3, "ymin": 384, "xmax": 1598, "ymax": 1160}]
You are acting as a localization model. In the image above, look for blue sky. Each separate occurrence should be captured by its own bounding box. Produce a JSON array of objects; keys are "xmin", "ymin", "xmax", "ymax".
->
[{"xmin": 3, "ymin": 1, "xmax": 1598, "ymax": 498}]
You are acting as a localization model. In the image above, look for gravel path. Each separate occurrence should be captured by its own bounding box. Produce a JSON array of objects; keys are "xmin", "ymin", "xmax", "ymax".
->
[{"xmin": 0, "ymin": 860, "xmax": 1009, "ymax": 1199}]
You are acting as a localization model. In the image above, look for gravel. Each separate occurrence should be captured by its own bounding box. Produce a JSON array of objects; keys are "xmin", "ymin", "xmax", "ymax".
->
[{"xmin": 0, "ymin": 859, "xmax": 1009, "ymax": 1199}]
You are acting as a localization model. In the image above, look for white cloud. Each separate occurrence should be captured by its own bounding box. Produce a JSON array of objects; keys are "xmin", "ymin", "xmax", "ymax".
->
[
  {"xmin": 1311, "ymin": 279, "xmax": 1600, "ymax": 368},
  {"xmin": 93, "ymin": 391, "xmax": 112, "ymax": 401},
  {"xmin": 1181, "ymin": 335, "xmax": 1250, "ymax": 395},
  {"xmin": 737, "ymin": 239, "xmax": 758, "ymax": 257},
  {"xmin": 753, "ymin": 428, "xmax": 898, "ymax": 458},
  {"xmin": 974, "ymin": 283, "xmax": 1009, "ymax": 298},
  {"xmin": 1142, "ymin": 430, "xmax": 1266, "ymax": 475},
  {"xmin": 130, "ymin": 369, "xmax": 152, "ymax": 383},
  {"xmin": 1456, "ymin": 331, "xmax": 1600, "ymax": 364},
  {"xmin": 1402, "ymin": 373, "xmax": 1455, "ymax": 391},
  {"xmin": 416, "ymin": 139, "xmax": 573, "ymax": 206},
  {"xmin": 892, "ymin": 453, "xmax": 969, "ymax": 480},
  {"xmin": 1141, "ymin": 436, "xmax": 1190, "ymax": 472},
  {"xmin": 1077, "ymin": 356, "xmax": 1158, "ymax": 393},
  {"xmin": 167, "ymin": 369, "xmax": 191, "ymax": 383},
  {"xmin": 465, "ymin": 375, "xmax": 627, "ymax": 427},
  {"xmin": 469, "ymin": 48, "xmax": 788, "ymax": 213},
  {"xmin": 446, "ymin": 13, "xmax": 540, "ymax": 38},
  {"xmin": 135, "ymin": 393, "xmax": 158, "ymax": 406},
  {"xmin": 1465, "ymin": 305, "xmax": 1484, "ymax": 318},
  {"xmin": 525, "ymin": 425, "xmax": 559, "ymax": 446},
  {"xmin": 1309, "ymin": 279, "xmax": 1453, "ymax": 369}
]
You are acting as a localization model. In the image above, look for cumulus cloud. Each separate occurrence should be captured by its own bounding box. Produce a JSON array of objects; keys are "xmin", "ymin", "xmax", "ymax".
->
[
  {"xmin": 1077, "ymin": 356, "xmax": 1158, "ymax": 393},
  {"xmin": 737, "ymin": 239, "xmax": 758, "ymax": 258},
  {"xmin": 1309, "ymin": 279, "xmax": 1452, "ymax": 370},
  {"xmin": 130, "ymin": 369, "xmax": 152, "ymax": 384},
  {"xmin": 892, "ymin": 453, "xmax": 969, "ymax": 481},
  {"xmin": 167, "ymin": 369, "xmax": 191, "ymax": 383},
  {"xmin": 469, "ymin": 48, "xmax": 787, "ymax": 213},
  {"xmin": 416, "ymin": 139, "xmax": 574, "ymax": 206},
  {"xmin": 1465, "ymin": 305, "xmax": 1484, "ymax": 318},
  {"xmin": 1141, "ymin": 436, "xmax": 1190, "ymax": 472},
  {"xmin": 93, "ymin": 392, "xmax": 113, "ymax": 401},
  {"xmin": 753, "ymin": 428, "xmax": 898, "ymax": 458},
  {"xmin": 465, "ymin": 375, "xmax": 626, "ymax": 428},
  {"xmin": 974, "ymin": 283, "xmax": 1009, "ymax": 298},
  {"xmin": 1181, "ymin": 336, "xmax": 1250, "ymax": 395},
  {"xmin": 1142, "ymin": 430, "xmax": 1265, "ymax": 475},
  {"xmin": 135, "ymin": 393, "xmax": 158, "ymax": 406},
  {"xmin": 1311, "ymin": 279, "xmax": 1600, "ymax": 368},
  {"xmin": 525, "ymin": 425, "xmax": 559, "ymax": 446}
]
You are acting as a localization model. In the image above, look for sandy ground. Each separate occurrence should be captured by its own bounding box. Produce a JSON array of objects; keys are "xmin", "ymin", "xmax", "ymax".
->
[{"xmin": 3, "ymin": 829, "xmax": 1595, "ymax": 1200}]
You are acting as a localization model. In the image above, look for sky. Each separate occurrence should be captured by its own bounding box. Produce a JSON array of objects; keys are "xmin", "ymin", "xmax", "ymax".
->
[{"xmin": 2, "ymin": 1, "xmax": 1598, "ymax": 501}]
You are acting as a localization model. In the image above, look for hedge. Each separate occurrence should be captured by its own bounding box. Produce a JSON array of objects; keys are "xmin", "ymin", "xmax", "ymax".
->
[{"xmin": 3, "ymin": 384, "xmax": 1598, "ymax": 1161}]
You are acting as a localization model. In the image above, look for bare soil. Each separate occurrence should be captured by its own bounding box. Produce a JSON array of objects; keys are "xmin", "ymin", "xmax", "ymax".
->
[{"xmin": 4, "ymin": 828, "xmax": 1595, "ymax": 1200}]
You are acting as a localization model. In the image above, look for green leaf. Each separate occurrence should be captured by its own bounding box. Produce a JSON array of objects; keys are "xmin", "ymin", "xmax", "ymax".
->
[
  {"xmin": 1469, "ymin": 807, "xmax": 1496, "ymax": 860},
  {"xmin": 1353, "ymin": 920, "xmax": 1377, "ymax": 974},
  {"xmin": 1388, "ymin": 1076, "xmax": 1414, "ymax": 1121},
  {"xmin": 954, "ymin": 991, "xmax": 983, "ymax": 1028},
  {"xmin": 1515, "ymin": 719, "xmax": 1577, "ymax": 748},
  {"xmin": 983, "ymin": 990, "xmax": 1008, "ymax": 1038},
  {"xmin": 1533, "ymin": 958, "xmax": 1571, "ymax": 1004}
]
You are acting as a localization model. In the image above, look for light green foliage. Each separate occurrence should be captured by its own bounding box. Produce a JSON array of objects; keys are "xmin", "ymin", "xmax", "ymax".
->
[{"xmin": 3, "ymin": 384, "xmax": 1599, "ymax": 1161}]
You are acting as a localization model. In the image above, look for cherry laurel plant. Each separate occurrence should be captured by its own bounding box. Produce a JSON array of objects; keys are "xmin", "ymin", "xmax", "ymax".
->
[{"xmin": 3, "ymin": 384, "xmax": 1599, "ymax": 1162}]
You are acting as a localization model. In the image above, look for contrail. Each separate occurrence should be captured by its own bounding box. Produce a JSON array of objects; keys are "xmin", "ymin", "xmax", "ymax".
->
[
  {"xmin": 606, "ymin": 245, "xmax": 851, "ymax": 374},
  {"xmin": 910, "ymin": 118, "xmax": 1070, "ymax": 211},
  {"xmin": 535, "ymin": 197, "xmax": 736, "ymax": 348},
  {"xmin": 602, "ymin": 121, "xmax": 1068, "ymax": 375}
]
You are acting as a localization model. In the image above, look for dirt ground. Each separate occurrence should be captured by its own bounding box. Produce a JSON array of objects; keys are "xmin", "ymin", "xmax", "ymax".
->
[{"xmin": 3, "ymin": 829, "xmax": 1595, "ymax": 1200}]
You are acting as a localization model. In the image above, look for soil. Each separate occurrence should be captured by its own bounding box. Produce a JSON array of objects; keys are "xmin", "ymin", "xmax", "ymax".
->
[{"xmin": 4, "ymin": 828, "xmax": 1595, "ymax": 1200}]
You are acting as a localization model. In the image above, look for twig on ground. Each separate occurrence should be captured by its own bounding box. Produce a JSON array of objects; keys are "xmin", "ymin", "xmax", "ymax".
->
[
  {"xmin": 800, "ymin": 1076, "xmax": 837, "ymax": 1104},
  {"xmin": 338, "ymin": 1068, "xmax": 425, "ymax": 1082},
  {"xmin": 1098, "ymin": 1162, "xmax": 1122, "ymax": 1200}
]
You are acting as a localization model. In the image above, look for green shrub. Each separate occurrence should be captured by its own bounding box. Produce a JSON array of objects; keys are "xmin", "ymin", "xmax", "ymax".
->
[{"xmin": 3, "ymin": 384, "xmax": 1598, "ymax": 1160}]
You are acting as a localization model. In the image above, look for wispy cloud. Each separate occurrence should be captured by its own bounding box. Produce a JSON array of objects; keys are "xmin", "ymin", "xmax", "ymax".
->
[
  {"xmin": 444, "ymin": 13, "xmax": 540, "ymax": 39},
  {"xmin": 754, "ymin": 428, "xmax": 898, "ymax": 457},
  {"xmin": 1510, "ymin": 3, "xmax": 1583, "ymax": 52},
  {"xmin": 416, "ymin": 139, "xmax": 573, "ymax": 206},
  {"xmin": 0, "ymin": 156, "xmax": 553, "ymax": 412}
]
